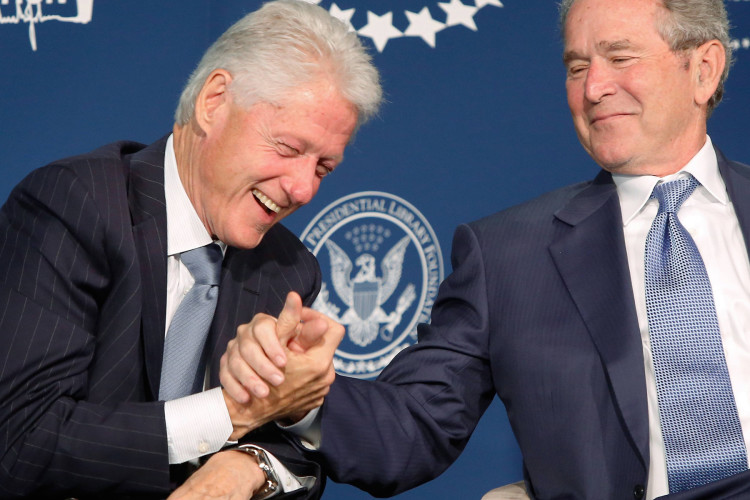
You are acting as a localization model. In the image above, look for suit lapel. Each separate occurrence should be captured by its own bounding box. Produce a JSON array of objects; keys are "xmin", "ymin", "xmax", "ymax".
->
[
  {"xmin": 717, "ymin": 148, "xmax": 750, "ymax": 254},
  {"xmin": 550, "ymin": 170, "xmax": 649, "ymax": 467},
  {"xmin": 127, "ymin": 136, "xmax": 169, "ymax": 399}
]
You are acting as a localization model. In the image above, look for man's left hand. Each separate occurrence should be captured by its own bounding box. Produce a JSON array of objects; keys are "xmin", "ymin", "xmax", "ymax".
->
[{"xmin": 167, "ymin": 450, "xmax": 265, "ymax": 500}]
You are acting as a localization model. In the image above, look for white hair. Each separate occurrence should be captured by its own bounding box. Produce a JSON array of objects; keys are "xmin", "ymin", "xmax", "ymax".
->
[{"xmin": 175, "ymin": 0, "xmax": 382, "ymax": 127}]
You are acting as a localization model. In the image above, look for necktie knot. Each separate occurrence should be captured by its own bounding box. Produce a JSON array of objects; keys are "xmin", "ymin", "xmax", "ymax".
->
[
  {"xmin": 180, "ymin": 243, "xmax": 222, "ymax": 285},
  {"xmin": 651, "ymin": 176, "xmax": 699, "ymax": 215}
]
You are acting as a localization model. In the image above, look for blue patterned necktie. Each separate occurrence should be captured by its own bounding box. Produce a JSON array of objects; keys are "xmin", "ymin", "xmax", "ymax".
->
[
  {"xmin": 644, "ymin": 176, "xmax": 747, "ymax": 493},
  {"xmin": 159, "ymin": 243, "xmax": 222, "ymax": 400}
]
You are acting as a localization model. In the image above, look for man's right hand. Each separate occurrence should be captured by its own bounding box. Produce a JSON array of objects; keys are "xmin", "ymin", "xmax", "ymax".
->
[{"xmin": 220, "ymin": 292, "xmax": 344, "ymax": 439}]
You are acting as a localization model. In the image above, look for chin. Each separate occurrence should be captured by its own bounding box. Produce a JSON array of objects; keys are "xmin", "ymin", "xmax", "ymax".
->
[
  {"xmin": 596, "ymin": 156, "xmax": 634, "ymax": 173},
  {"xmin": 590, "ymin": 147, "xmax": 632, "ymax": 172},
  {"xmin": 224, "ymin": 229, "xmax": 267, "ymax": 250}
]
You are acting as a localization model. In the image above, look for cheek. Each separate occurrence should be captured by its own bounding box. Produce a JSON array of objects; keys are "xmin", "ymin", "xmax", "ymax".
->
[
  {"xmin": 566, "ymin": 89, "xmax": 589, "ymax": 131},
  {"xmin": 570, "ymin": 112, "xmax": 590, "ymax": 143},
  {"xmin": 310, "ymin": 177, "xmax": 323, "ymax": 198},
  {"xmin": 566, "ymin": 81, "xmax": 582, "ymax": 109}
]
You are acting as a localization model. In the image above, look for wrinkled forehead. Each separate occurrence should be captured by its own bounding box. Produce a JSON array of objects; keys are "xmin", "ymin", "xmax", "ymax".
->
[{"xmin": 562, "ymin": 0, "xmax": 663, "ymax": 44}]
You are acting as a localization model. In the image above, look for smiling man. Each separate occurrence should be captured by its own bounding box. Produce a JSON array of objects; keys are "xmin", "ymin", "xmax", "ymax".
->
[
  {"xmin": 0, "ymin": 1, "xmax": 380, "ymax": 498},
  {"xmin": 225, "ymin": 0, "xmax": 750, "ymax": 499}
]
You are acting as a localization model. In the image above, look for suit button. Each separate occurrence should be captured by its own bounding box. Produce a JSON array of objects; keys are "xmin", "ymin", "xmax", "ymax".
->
[{"xmin": 633, "ymin": 484, "xmax": 645, "ymax": 499}]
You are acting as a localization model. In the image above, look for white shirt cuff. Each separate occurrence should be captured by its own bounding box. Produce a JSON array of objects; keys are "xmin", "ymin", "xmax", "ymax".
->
[
  {"xmin": 266, "ymin": 450, "xmax": 304, "ymax": 493},
  {"xmin": 165, "ymin": 387, "xmax": 233, "ymax": 464},
  {"xmin": 278, "ymin": 407, "xmax": 321, "ymax": 450}
]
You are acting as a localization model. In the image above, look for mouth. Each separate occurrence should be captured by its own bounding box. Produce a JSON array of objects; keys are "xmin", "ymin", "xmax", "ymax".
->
[
  {"xmin": 252, "ymin": 189, "xmax": 281, "ymax": 215},
  {"xmin": 590, "ymin": 113, "xmax": 629, "ymax": 125}
]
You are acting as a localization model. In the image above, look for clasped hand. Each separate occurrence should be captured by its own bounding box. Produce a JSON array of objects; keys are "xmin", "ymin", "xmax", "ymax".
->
[
  {"xmin": 168, "ymin": 292, "xmax": 343, "ymax": 499},
  {"xmin": 222, "ymin": 291, "xmax": 344, "ymax": 439}
]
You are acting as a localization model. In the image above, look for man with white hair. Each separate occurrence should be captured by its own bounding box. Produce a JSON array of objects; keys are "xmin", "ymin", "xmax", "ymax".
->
[{"xmin": 0, "ymin": 1, "xmax": 381, "ymax": 498}]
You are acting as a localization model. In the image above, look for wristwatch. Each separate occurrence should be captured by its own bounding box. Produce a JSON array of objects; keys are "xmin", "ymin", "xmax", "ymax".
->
[{"xmin": 230, "ymin": 444, "xmax": 280, "ymax": 500}]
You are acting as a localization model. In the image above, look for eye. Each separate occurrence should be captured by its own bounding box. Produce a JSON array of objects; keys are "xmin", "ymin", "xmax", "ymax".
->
[
  {"xmin": 277, "ymin": 142, "xmax": 299, "ymax": 157},
  {"xmin": 611, "ymin": 56, "xmax": 635, "ymax": 66},
  {"xmin": 316, "ymin": 163, "xmax": 334, "ymax": 178},
  {"xmin": 566, "ymin": 64, "xmax": 588, "ymax": 78}
]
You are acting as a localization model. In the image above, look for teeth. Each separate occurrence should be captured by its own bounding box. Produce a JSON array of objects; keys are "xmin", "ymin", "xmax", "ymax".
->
[{"xmin": 252, "ymin": 189, "xmax": 281, "ymax": 214}]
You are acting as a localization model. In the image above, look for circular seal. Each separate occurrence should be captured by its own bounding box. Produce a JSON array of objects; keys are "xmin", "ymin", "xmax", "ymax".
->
[{"xmin": 300, "ymin": 191, "xmax": 444, "ymax": 379}]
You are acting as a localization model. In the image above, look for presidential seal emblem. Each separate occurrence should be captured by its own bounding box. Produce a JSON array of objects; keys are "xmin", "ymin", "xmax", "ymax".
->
[{"xmin": 300, "ymin": 191, "xmax": 444, "ymax": 379}]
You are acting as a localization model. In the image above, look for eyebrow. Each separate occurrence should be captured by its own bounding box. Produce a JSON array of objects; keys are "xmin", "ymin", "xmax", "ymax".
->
[
  {"xmin": 563, "ymin": 39, "xmax": 635, "ymax": 64},
  {"xmin": 602, "ymin": 39, "xmax": 634, "ymax": 51}
]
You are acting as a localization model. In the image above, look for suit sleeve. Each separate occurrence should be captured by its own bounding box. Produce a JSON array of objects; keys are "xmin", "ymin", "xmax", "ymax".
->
[
  {"xmin": 0, "ymin": 164, "xmax": 171, "ymax": 498},
  {"xmin": 314, "ymin": 224, "xmax": 497, "ymax": 496}
]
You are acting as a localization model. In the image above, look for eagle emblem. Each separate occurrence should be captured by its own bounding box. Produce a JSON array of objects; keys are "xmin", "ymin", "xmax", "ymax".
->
[{"xmin": 314, "ymin": 236, "xmax": 417, "ymax": 347}]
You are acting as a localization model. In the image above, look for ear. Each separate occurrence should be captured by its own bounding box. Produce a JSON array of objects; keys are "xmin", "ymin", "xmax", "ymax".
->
[
  {"xmin": 693, "ymin": 39, "xmax": 725, "ymax": 107},
  {"xmin": 194, "ymin": 69, "xmax": 233, "ymax": 133}
]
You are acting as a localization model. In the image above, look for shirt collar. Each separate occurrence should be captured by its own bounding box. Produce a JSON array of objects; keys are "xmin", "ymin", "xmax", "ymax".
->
[
  {"xmin": 612, "ymin": 135, "xmax": 727, "ymax": 226},
  {"xmin": 164, "ymin": 134, "xmax": 222, "ymax": 256}
]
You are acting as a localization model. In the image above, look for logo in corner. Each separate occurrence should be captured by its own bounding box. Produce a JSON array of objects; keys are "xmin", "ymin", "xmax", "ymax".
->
[
  {"xmin": 300, "ymin": 191, "xmax": 444, "ymax": 379},
  {"xmin": 1, "ymin": 0, "xmax": 94, "ymax": 51}
]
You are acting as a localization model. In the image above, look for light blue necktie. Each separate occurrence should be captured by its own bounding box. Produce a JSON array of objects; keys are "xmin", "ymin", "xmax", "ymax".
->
[
  {"xmin": 644, "ymin": 176, "xmax": 747, "ymax": 493},
  {"xmin": 159, "ymin": 243, "xmax": 222, "ymax": 400}
]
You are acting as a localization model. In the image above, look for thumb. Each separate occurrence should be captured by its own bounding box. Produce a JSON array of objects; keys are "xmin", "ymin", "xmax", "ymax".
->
[
  {"xmin": 290, "ymin": 309, "xmax": 329, "ymax": 352},
  {"xmin": 277, "ymin": 291, "xmax": 303, "ymax": 345}
]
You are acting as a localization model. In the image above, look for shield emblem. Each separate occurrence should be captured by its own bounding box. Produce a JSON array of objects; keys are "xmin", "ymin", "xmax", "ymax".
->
[{"xmin": 353, "ymin": 281, "xmax": 379, "ymax": 320}]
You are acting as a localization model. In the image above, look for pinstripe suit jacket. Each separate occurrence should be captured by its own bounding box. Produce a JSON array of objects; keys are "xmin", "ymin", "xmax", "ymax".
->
[
  {"xmin": 316, "ymin": 148, "xmax": 750, "ymax": 499},
  {"xmin": 0, "ymin": 137, "xmax": 323, "ymax": 499}
]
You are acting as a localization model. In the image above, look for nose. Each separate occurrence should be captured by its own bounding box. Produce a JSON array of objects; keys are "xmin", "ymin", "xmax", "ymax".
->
[
  {"xmin": 584, "ymin": 60, "xmax": 616, "ymax": 103},
  {"xmin": 280, "ymin": 158, "xmax": 317, "ymax": 206}
]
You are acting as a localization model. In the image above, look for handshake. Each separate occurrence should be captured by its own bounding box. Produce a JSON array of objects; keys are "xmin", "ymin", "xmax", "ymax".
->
[
  {"xmin": 169, "ymin": 292, "xmax": 344, "ymax": 500},
  {"xmin": 221, "ymin": 291, "xmax": 345, "ymax": 438}
]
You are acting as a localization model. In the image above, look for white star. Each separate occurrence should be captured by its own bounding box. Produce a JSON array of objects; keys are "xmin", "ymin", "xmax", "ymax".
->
[
  {"xmin": 475, "ymin": 0, "xmax": 504, "ymax": 7},
  {"xmin": 438, "ymin": 0, "xmax": 479, "ymax": 31},
  {"xmin": 404, "ymin": 7, "xmax": 445, "ymax": 48},
  {"xmin": 329, "ymin": 3, "xmax": 356, "ymax": 31},
  {"xmin": 358, "ymin": 11, "xmax": 403, "ymax": 53},
  {"xmin": 299, "ymin": 0, "xmax": 321, "ymax": 4}
]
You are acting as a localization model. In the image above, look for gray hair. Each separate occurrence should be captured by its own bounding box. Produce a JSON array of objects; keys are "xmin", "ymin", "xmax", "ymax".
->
[
  {"xmin": 558, "ymin": 0, "xmax": 733, "ymax": 115},
  {"xmin": 175, "ymin": 0, "xmax": 382, "ymax": 127}
]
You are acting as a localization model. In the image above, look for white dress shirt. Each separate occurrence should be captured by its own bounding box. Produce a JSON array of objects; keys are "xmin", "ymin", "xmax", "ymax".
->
[
  {"xmin": 163, "ymin": 134, "xmax": 233, "ymax": 464},
  {"xmin": 613, "ymin": 136, "xmax": 750, "ymax": 499}
]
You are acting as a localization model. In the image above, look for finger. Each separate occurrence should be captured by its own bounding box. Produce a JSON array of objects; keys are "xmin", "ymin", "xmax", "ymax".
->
[
  {"xmin": 243, "ymin": 315, "xmax": 289, "ymax": 372},
  {"xmin": 276, "ymin": 292, "xmax": 303, "ymax": 346},
  {"xmin": 238, "ymin": 320, "xmax": 288, "ymax": 387},
  {"xmin": 219, "ymin": 352, "xmax": 255, "ymax": 403},
  {"xmin": 231, "ymin": 317, "xmax": 288, "ymax": 390}
]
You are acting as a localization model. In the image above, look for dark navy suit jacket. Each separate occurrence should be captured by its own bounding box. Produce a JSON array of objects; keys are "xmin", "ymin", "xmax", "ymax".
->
[
  {"xmin": 0, "ymin": 137, "xmax": 324, "ymax": 499},
  {"xmin": 315, "ymin": 148, "xmax": 750, "ymax": 499}
]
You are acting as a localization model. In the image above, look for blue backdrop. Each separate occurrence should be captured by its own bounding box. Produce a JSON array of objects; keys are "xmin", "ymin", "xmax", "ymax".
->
[{"xmin": 3, "ymin": 1, "xmax": 750, "ymax": 498}]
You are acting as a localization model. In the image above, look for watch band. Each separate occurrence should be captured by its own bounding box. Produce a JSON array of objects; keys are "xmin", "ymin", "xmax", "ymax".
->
[{"xmin": 229, "ymin": 444, "xmax": 280, "ymax": 500}]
